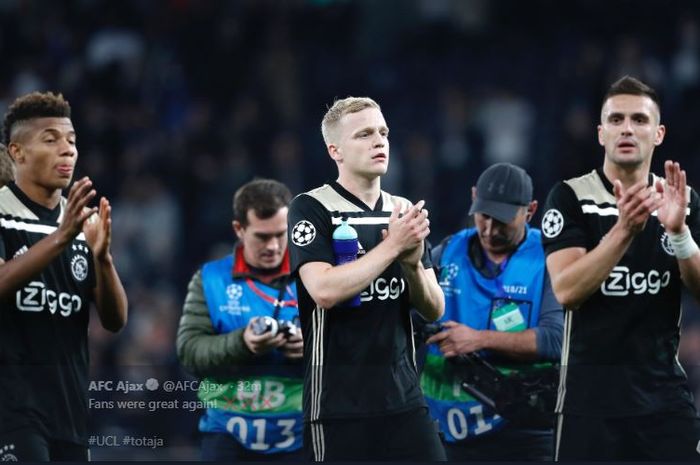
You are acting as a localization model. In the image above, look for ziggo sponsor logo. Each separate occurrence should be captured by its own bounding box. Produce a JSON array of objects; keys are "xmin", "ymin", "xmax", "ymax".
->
[
  {"xmin": 360, "ymin": 277, "xmax": 406, "ymax": 302},
  {"xmin": 601, "ymin": 267, "xmax": 671, "ymax": 296},
  {"xmin": 16, "ymin": 281, "xmax": 82, "ymax": 316}
]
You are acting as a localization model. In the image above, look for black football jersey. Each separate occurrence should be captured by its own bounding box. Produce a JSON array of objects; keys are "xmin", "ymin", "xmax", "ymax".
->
[
  {"xmin": 541, "ymin": 168, "xmax": 698, "ymax": 417},
  {"xmin": 288, "ymin": 181, "xmax": 431, "ymax": 421},
  {"xmin": 0, "ymin": 182, "xmax": 95, "ymax": 444}
]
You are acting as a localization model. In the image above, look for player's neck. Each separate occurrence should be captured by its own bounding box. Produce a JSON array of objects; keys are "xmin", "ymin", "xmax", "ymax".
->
[
  {"xmin": 336, "ymin": 173, "xmax": 381, "ymax": 209},
  {"xmin": 15, "ymin": 178, "xmax": 61, "ymax": 209},
  {"xmin": 603, "ymin": 159, "xmax": 650, "ymax": 189}
]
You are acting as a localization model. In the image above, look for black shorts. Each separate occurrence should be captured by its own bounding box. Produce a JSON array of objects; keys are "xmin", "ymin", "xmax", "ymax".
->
[
  {"xmin": 555, "ymin": 411, "xmax": 700, "ymax": 461},
  {"xmin": 444, "ymin": 427, "xmax": 553, "ymax": 461},
  {"xmin": 0, "ymin": 427, "xmax": 88, "ymax": 462},
  {"xmin": 200, "ymin": 432, "xmax": 304, "ymax": 462},
  {"xmin": 304, "ymin": 407, "xmax": 446, "ymax": 461}
]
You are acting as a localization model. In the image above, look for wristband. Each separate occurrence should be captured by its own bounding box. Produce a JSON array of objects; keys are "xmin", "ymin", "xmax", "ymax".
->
[{"xmin": 668, "ymin": 228, "xmax": 700, "ymax": 260}]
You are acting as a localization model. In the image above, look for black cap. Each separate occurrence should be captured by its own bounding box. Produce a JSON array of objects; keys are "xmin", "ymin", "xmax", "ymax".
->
[{"xmin": 469, "ymin": 163, "xmax": 533, "ymax": 223}]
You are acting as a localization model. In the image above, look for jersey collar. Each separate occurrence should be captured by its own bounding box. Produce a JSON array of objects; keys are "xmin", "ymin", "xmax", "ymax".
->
[
  {"xmin": 8, "ymin": 182, "xmax": 61, "ymax": 222},
  {"xmin": 329, "ymin": 180, "xmax": 384, "ymax": 212},
  {"xmin": 596, "ymin": 167, "xmax": 654, "ymax": 196}
]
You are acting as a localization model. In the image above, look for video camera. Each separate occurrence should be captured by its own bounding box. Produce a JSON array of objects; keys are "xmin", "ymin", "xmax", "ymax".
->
[
  {"xmin": 418, "ymin": 322, "xmax": 558, "ymax": 429},
  {"xmin": 251, "ymin": 316, "xmax": 300, "ymax": 339}
]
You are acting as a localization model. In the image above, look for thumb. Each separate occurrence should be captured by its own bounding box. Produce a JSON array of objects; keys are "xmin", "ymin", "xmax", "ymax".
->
[
  {"xmin": 655, "ymin": 179, "xmax": 665, "ymax": 194},
  {"xmin": 389, "ymin": 203, "xmax": 401, "ymax": 222},
  {"xmin": 613, "ymin": 180, "xmax": 623, "ymax": 201},
  {"xmin": 381, "ymin": 229, "xmax": 388, "ymax": 240}
]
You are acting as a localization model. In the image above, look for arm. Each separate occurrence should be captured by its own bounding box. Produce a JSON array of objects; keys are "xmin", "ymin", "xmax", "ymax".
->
[
  {"xmin": 84, "ymin": 197, "xmax": 127, "ymax": 332},
  {"xmin": 393, "ymin": 202, "xmax": 443, "ymax": 321},
  {"xmin": 678, "ymin": 238, "xmax": 700, "ymax": 300},
  {"xmin": 678, "ymin": 236, "xmax": 700, "ymax": 302},
  {"xmin": 546, "ymin": 229, "xmax": 629, "ymax": 309},
  {"xmin": 0, "ymin": 178, "xmax": 97, "ymax": 298},
  {"xmin": 429, "ymin": 321, "xmax": 538, "ymax": 360},
  {"xmin": 299, "ymin": 200, "xmax": 433, "ymax": 310},
  {"xmin": 427, "ymin": 271, "xmax": 563, "ymax": 361},
  {"xmin": 401, "ymin": 262, "xmax": 444, "ymax": 322},
  {"xmin": 532, "ymin": 272, "xmax": 564, "ymax": 360},
  {"xmin": 547, "ymin": 180, "xmax": 660, "ymax": 309},
  {"xmin": 656, "ymin": 161, "xmax": 700, "ymax": 300},
  {"xmin": 299, "ymin": 238, "xmax": 401, "ymax": 309},
  {"xmin": 176, "ymin": 270, "xmax": 287, "ymax": 377},
  {"xmin": 92, "ymin": 255, "xmax": 127, "ymax": 332}
]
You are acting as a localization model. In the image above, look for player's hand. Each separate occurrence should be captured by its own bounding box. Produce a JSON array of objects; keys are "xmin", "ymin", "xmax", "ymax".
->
[
  {"xmin": 613, "ymin": 179, "xmax": 661, "ymax": 236},
  {"xmin": 280, "ymin": 332, "xmax": 303, "ymax": 360},
  {"xmin": 656, "ymin": 160, "xmax": 688, "ymax": 234},
  {"xmin": 57, "ymin": 177, "xmax": 97, "ymax": 242},
  {"xmin": 382, "ymin": 200, "xmax": 430, "ymax": 264},
  {"xmin": 83, "ymin": 197, "xmax": 113, "ymax": 263},
  {"xmin": 426, "ymin": 320, "xmax": 483, "ymax": 357},
  {"xmin": 243, "ymin": 318, "xmax": 286, "ymax": 355}
]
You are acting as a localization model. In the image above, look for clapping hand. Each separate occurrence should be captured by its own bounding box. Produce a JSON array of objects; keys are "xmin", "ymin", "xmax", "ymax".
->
[{"xmin": 656, "ymin": 160, "xmax": 688, "ymax": 234}]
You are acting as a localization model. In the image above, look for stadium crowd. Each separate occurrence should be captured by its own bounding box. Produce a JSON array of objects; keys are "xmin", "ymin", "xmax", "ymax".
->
[{"xmin": 2, "ymin": 0, "xmax": 700, "ymax": 459}]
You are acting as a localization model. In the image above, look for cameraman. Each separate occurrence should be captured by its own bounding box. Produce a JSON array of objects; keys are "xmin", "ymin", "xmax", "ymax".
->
[
  {"xmin": 176, "ymin": 179, "xmax": 303, "ymax": 461},
  {"xmin": 423, "ymin": 163, "xmax": 563, "ymax": 461}
]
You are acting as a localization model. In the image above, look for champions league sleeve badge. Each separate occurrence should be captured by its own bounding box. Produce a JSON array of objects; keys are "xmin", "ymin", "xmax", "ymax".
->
[
  {"xmin": 292, "ymin": 220, "xmax": 316, "ymax": 246},
  {"xmin": 71, "ymin": 243, "xmax": 90, "ymax": 282},
  {"xmin": 541, "ymin": 209, "xmax": 564, "ymax": 238}
]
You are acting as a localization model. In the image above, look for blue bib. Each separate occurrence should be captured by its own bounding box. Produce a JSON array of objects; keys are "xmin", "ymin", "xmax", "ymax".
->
[{"xmin": 197, "ymin": 255, "xmax": 303, "ymax": 454}]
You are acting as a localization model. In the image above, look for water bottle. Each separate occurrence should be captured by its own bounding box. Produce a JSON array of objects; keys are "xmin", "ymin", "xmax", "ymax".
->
[{"xmin": 332, "ymin": 219, "xmax": 361, "ymax": 307}]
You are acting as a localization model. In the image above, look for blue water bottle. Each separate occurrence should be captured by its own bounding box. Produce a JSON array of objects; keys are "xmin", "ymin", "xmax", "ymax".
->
[{"xmin": 332, "ymin": 219, "xmax": 361, "ymax": 307}]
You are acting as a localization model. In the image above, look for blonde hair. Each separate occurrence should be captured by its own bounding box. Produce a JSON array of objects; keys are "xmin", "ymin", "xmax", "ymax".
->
[{"xmin": 321, "ymin": 97, "xmax": 380, "ymax": 145}]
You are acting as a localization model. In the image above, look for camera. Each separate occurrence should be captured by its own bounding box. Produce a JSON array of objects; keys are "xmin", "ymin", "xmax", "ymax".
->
[
  {"xmin": 414, "ymin": 320, "xmax": 558, "ymax": 428},
  {"xmin": 414, "ymin": 321, "xmax": 444, "ymax": 342},
  {"xmin": 251, "ymin": 316, "xmax": 299, "ymax": 338}
]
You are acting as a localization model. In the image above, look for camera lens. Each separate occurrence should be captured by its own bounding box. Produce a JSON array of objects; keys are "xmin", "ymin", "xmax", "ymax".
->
[
  {"xmin": 280, "ymin": 320, "xmax": 298, "ymax": 338},
  {"xmin": 251, "ymin": 316, "xmax": 279, "ymax": 336}
]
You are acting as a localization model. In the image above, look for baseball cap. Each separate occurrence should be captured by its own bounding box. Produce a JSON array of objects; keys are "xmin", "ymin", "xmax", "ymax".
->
[{"xmin": 468, "ymin": 163, "xmax": 533, "ymax": 223}]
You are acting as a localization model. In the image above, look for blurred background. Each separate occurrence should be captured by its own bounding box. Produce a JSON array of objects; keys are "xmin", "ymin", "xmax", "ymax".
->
[{"xmin": 3, "ymin": 0, "xmax": 700, "ymax": 459}]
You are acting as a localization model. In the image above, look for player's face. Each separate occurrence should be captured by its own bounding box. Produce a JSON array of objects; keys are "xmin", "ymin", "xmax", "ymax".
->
[
  {"xmin": 598, "ymin": 94, "xmax": 665, "ymax": 168},
  {"xmin": 474, "ymin": 208, "xmax": 528, "ymax": 256},
  {"xmin": 234, "ymin": 207, "xmax": 289, "ymax": 269},
  {"xmin": 9, "ymin": 117, "xmax": 77, "ymax": 190},
  {"xmin": 331, "ymin": 108, "xmax": 389, "ymax": 179}
]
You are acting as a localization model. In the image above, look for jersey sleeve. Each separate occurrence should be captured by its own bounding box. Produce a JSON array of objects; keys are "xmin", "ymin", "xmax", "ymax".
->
[
  {"xmin": 687, "ymin": 187, "xmax": 700, "ymax": 244},
  {"xmin": 421, "ymin": 239, "xmax": 433, "ymax": 269},
  {"xmin": 86, "ymin": 245, "xmax": 97, "ymax": 290},
  {"xmin": 288, "ymin": 193, "xmax": 335, "ymax": 274},
  {"xmin": 541, "ymin": 181, "xmax": 587, "ymax": 256},
  {"xmin": 0, "ymin": 233, "xmax": 5, "ymax": 260}
]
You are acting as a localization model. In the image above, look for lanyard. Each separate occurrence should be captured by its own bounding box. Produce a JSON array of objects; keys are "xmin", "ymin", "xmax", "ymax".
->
[
  {"xmin": 482, "ymin": 252, "xmax": 510, "ymax": 299},
  {"xmin": 245, "ymin": 277, "xmax": 298, "ymax": 320}
]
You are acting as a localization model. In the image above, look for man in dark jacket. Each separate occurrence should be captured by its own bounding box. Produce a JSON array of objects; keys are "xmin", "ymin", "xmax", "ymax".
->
[{"xmin": 177, "ymin": 178, "xmax": 303, "ymax": 461}]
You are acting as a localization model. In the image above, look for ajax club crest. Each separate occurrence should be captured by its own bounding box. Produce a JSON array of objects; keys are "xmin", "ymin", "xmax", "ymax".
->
[{"xmin": 71, "ymin": 243, "xmax": 89, "ymax": 282}]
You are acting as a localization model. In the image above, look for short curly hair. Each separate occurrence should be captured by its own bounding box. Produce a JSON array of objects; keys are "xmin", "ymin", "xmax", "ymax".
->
[
  {"xmin": 233, "ymin": 178, "xmax": 292, "ymax": 226},
  {"xmin": 0, "ymin": 144, "xmax": 14, "ymax": 187},
  {"xmin": 3, "ymin": 91, "xmax": 71, "ymax": 145}
]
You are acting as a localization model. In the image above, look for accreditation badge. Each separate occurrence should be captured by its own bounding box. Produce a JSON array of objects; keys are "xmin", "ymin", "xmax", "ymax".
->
[{"xmin": 489, "ymin": 299, "xmax": 531, "ymax": 332}]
